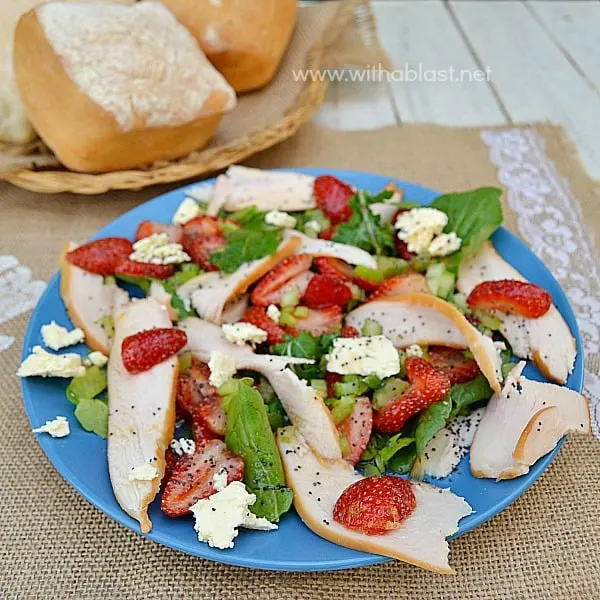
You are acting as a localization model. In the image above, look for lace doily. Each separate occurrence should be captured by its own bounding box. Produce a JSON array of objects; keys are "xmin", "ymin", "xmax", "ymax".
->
[{"xmin": 481, "ymin": 129, "xmax": 600, "ymax": 439}]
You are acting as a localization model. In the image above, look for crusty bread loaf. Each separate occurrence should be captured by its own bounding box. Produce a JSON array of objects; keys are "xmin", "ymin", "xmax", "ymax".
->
[
  {"xmin": 13, "ymin": 1, "xmax": 236, "ymax": 172},
  {"xmin": 161, "ymin": 0, "xmax": 297, "ymax": 93},
  {"xmin": 0, "ymin": 0, "xmax": 134, "ymax": 144}
]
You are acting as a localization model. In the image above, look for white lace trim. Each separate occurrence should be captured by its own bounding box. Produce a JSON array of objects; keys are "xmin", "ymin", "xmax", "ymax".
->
[
  {"xmin": 481, "ymin": 129, "xmax": 600, "ymax": 439},
  {"xmin": 0, "ymin": 255, "xmax": 46, "ymax": 353}
]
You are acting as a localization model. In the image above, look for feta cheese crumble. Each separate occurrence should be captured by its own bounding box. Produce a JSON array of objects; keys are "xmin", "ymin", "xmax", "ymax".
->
[
  {"xmin": 264, "ymin": 210, "xmax": 297, "ymax": 229},
  {"xmin": 190, "ymin": 474, "xmax": 277, "ymax": 550},
  {"xmin": 208, "ymin": 350, "xmax": 237, "ymax": 388},
  {"xmin": 41, "ymin": 321, "xmax": 85, "ymax": 351},
  {"xmin": 17, "ymin": 346, "xmax": 85, "ymax": 378},
  {"xmin": 84, "ymin": 351, "xmax": 108, "ymax": 368},
  {"xmin": 129, "ymin": 233, "xmax": 190, "ymax": 265},
  {"xmin": 128, "ymin": 463, "xmax": 159, "ymax": 481},
  {"xmin": 32, "ymin": 416, "xmax": 70, "ymax": 438},
  {"xmin": 304, "ymin": 220, "xmax": 322, "ymax": 236},
  {"xmin": 266, "ymin": 304, "xmax": 281, "ymax": 324},
  {"xmin": 222, "ymin": 322, "xmax": 267, "ymax": 347},
  {"xmin": 405, "ymin": 344, "xmax": 424, "ymax": 358},
  {"xmin": 170, "ymin": 437, "xmax": 196, "ymax": 457},
  {"xmin": 172, "ymin": 197, "xmax": 201, "ymax": 225},
  {"xmin": 428, "ymin": 232, "xmax": 462, "ymax": 257},
  {"xmin": 394, "ymin": 208, "xmax": 448, "ymax": 254},
  {"xmin": 326, "ymin": 335, "xmax": 400, "ymax": 379},
  {"xmin": 184, "ymin": 183, "xmax": 214, "ymax": 204}
]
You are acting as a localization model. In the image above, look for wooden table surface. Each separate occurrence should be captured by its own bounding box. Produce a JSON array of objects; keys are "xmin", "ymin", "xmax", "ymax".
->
[{"xmin": 314, "ymin": 0, "xmax": 600, "ymax": 179}]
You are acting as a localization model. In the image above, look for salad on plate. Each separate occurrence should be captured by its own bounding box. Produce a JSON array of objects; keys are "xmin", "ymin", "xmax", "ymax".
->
[{"xmin": 18, "ymin": 166, "xmax": 591, "ymax": 574}]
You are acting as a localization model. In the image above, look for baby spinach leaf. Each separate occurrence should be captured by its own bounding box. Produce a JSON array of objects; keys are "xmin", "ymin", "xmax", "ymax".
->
[{"xmin": 74, "ymin": 398, "xmax": 109, "ymax": 438}]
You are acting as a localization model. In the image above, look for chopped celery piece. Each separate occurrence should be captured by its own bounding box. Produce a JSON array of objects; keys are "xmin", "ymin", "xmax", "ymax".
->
[
  {"xmin": 451, "ymin": 292, "xmax": 468, "ymax": 313},
  {"xmin": 330, "ymin": 395, "xmax": 356, "ymax": 424},
  {"xmin": 361, "ymin": 318, "xmax": 383, "ymax": 336},
  {"xmin": 437, "ymin": 272, "xmax": 456, "ymax": 300},
  {"xmin": 311, "ymin": 379, "xmax": 328, "ymax": 395},
  {"xmin": 178, "ymin": 351, "xmax": 192, "ymax": 373},
  {"xmin": 364, "ymin": 374, "xmax": 382, "ymax": 389},
  {"xmin": 410, "ymin": 253, "xmax": 431, "ymax": 273},
  {"xmin": 475, "ymin": 310, "xmax": 503, "ymax": 331},
  {"xmin": 103, "ymin": 275, "xmax": 116, "ymax": 286},
  {"xmin": 353, "ymin": 265, "xmax": 384, "ymax": 283},
  {"xmin": 99, "ymin": 315, "xmax": 114, "ymax": 339},
  {"xmin": 502, "ymin": 361, "xmax": 517, "ymax": 379},
  {"xmin": 293, "ymin": 306, "xmax": 309, "ymax": 318},
  {"xmin": 339, "ymin": 435, "xmax": 350, "ymax": 458},
  {"xmin": 334, "ymin": 379, "xmax": 368, "ymax": 398},
  {"xmin": 279, "ymin": 308, "xmax": 297, "ymax": 327},
  {"xmin": 281, "ymin": 287, "xmax": 300, "ymax": 308},
  {"xmin": 373, "ymin": 378, "xmax": 409, "ymax": 410},
  {"xmin": 376, "ymin": 256, "xmax": 409, "ymax": 279}
]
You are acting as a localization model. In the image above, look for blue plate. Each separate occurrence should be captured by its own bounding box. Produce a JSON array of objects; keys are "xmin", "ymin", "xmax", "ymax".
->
[{"xmin": 21, "ymin": 169, "xmax": 584, "ymax": 571}]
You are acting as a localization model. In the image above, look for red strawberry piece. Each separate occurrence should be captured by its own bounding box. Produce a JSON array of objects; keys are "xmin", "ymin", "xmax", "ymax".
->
[
  {"xmin": 250, "ymin": 254, "xmax": 313, "ymax": 307},
  {"xmin": 333, "ymin": 475, "xmax": 416, "ymax": 535},
  {"xmin": 162, "ymin": 446, "xmax": 180, "ymax": 487},
  {"xmin": 66, "ymin": 237, "xmax": 133, "ymax": 276},
  {"xmin": 390, "ymin": 207, "xmax": 417, "ymax": 261},
  {"xmin": 191, "ymin": 418, "xmax": 220, "ymax": 443},
  {"xmin": 314, "ymin": 256, "xmax": 380, "ymax": 292},
  {"xmin": 366, "ymin": 273, "xmax": 429, "ymax": 302},
  {"xmin": 182, "ymin": 215, "xmax": 222, "ymax": 240},
  {"xmin": 135, "ymin": 220, "xmax": 183, "ymax": 243},
  {"xmin": 121, "ymin": 328, "xmax": 187, "ymax": 374},
  {"xmin": 373, "ymin": 357, "xmax": 451, "ymax": 434},
  {"xmin": 114, "ymin": 259, "xmax": 175, "ymax": 280},
  {"xmin": 302, "ymin": 274, "xmax": 352, "ymax": 309},
  {"xmin": 428, "ymin": 346, "xmax": 480, "ymax": 385},
  {"xmin": 185, "ymin": 234, "xmax": 226, "ymax": 271},
  {"xmin": 325, "ymin": 372, "xmax": 343, "ymax": 398},
  {"xmin": 255, "ymin": 272, "xmax": 314, "ymax": 308},
  {"xmin": 160, "ymin": 439, "xmax": 244, "ymax": 517},
  {"xmin": 241, "ymin": 306, "xmax": 287, "ymax": 345},
  {"xmin": 319, "ymin": 225, "xmax": 338, "ymax": 241},
  {"xmin": 338, "ymin": 396, "xmax": 373, "ymax": 465},
  {"xmin": 314, "ymin": 175, "xmax": 355, "ymax": 225},
  {"xmin": 340, "ymin": 325, "xmax": 360, "ymax": 338},
  {"xmin": 293, "ymin": 306, "xmax": 342, "ymax": 336},
  {"xmin": 467, "ymin": 279, "xmax": 552, "ymax": 319},
  {"xmin": 177, "ymin": 359, "xmax": 226, "ymax": 436}
]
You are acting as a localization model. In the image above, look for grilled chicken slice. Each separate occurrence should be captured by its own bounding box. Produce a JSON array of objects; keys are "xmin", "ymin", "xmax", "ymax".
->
[
  {"xmin": 470, "ymin": 362, "xmax": 590, "ymax": 480},
  {"xmin": 277, "ymin": 427, "xmax": 472, "ymax": 574},
  {"xmin": 107, "ymin": 298, "xmax": 178, "ymax": 533},
  {"xmin": 345, "ymin": 292, "xmax": 503, "ymax": 393},
  {"xmin": 60, "ymin": 242, "xmax": 129, "ymax": 354},
  {"xmin": 457, "ymin": 241, "xmax": 576, "ymax": 384},
  {"xmin": 180, "ymin": 317, "xmax": 341, "ymax": 460}
]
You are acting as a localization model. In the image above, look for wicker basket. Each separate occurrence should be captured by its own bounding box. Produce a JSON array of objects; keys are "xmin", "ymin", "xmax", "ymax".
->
[{"xmin": 0, "ymin": 1, "xmax": 359, "ymax": 195}]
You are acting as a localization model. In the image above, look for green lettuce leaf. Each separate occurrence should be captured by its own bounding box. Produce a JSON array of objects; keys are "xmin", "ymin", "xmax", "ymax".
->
[
  {"xmin": 448, "ymin": 374, "xmax": 493, "ymax": 418},
  {"xmin": 210, "ymin": 228, "xmax": 281, "ymax": 273},
  {"xmin": 414, "ymin": 395, "xmax": 452, "ymax": 456},
  {"xmin": 66, "ymin": 365, "xmax": 107, "ymax": 405},
  {"xmin": 74, "ymin": 398, "xmax": 109, "ymax": 438},
  {"xmin": 357, "ymin": 433, "xmax": 414, "ymax": 476}
]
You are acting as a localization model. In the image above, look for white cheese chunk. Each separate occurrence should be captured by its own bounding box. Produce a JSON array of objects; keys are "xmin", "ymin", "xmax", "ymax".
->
[
  {"xmin": 405, "ymin": 344, "xmax": 424, "ymax": 358},
  {"xmin": 304, "ymin": 220, "xmax": 322, "ymax": 236},
  {"xmin": 41, "ymin": 321, "xmax": 85, "ymax": 351},
  {"xmin": 428, "ymin": 232, "xmax": 462, "ymax": 257},
  {"xmin": 129, "ymin": 233, "xmax": 190, "ymax": 265},
  {"xmin": 222, "ymin": 322, "xmax": 267, "ymax": 347},
  {"xmin": 394, "ymin": 208, "xmax": 448, "ymax": 254},
  {"xmin": 266, "ymin": 304, "xmax": 281, "ymax": 324},
  {"xmin": 32, "ymin": 416, "xmax": 70, "ymax": 438},
  {"xmin": 264, "ymin": 210, "xmax": 297, "ymax": 229},
  {"xmin": 172, "ymin": 197, "xmax": 201, "ymax": 225},
  {"xmin": 208, "ymin": 350, "xmax": 237, "ymax": 388},
  {"xmin": 170, "ymin": 437, "xmax": 196, "ymax": 457},
  {"xmin": 190, "ymin": 479, "xmax": 277, "ymax": 549},
  {"xmin": 17, "ymin": 346, "xmax": 85, "ymax": 378},
  {"xmin": 85, "ymin": 351, "xmax": 108, "ymax": 368},
  {"xmin": 326, "ymin": 335, "xmax": 400, "ymax": 379},
  {"xmin": 128, "ymin": 463, "xmax": 159, "ymax": 482},
  {"xmin": 184, "ymin": 184, "xmax": 214, "ymax": 204}
]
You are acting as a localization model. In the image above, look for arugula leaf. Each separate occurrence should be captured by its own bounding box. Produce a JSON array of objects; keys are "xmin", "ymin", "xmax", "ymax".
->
[
  {"xmin": 414, "ymin": 395, "xmax": 452, "ymax": 456},
  {"xmin": 74, "ymin": 398, "xmax": 109, "ymax": 438},
  {"xmin": 221, "ymin": 379, "xmax": 293, "ymax": 522},
  {"xmin": 66, "ymin": 366, "xmax": 107, "ymax": 405},
  {"xmin": 448, "ymin": 374, "xmax": 493, "ymax": 418},
  {"xmin": 210, "ymin": 227, "xmax": 281, "ymax": 273},
  {"xmin": 357, "ymin": 433, "xmax": 414, "ymax": 476},
  {"xmin": 431, "ymin": 187, "xmax": 503, "ymax": 272},
  {"xmin": 333, "ymin": 191, "xmax": 395, "ymax": 256}
]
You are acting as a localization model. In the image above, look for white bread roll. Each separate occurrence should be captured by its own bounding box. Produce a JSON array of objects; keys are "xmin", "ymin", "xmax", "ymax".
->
[
  {"xmin": 13, "ymin": 1, "xmax": 237, "ymax": 172},
  {"xmin": 161, "ymin": 0, "xmax": 297, "ymax": 93},
  {"xmin": 0, "ymin": 0, "xmax": 134, "ymax": 144}
]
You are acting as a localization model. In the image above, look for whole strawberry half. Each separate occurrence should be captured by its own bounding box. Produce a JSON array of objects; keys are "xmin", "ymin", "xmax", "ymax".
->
[
  {"xmin": 333, "ymin": 475, "xmax": 416, "ymax": 535},
  {"xmin": 428, "ymin": 346, "xmax": 480, "ymax": 385},
  {"xmin": 314, "ymin": 175, "xmax": 355, "ymax": 225},
  {"xmin": 135, "ymin": 220, "xmax": 183, "ymax": 243},
  {"xmin": 241, "ymin": 306, "xmax": 287, "ymax": 345},
  {"xmin": 302, "ymin": 274, "xmax": 352, "ymax": 309},
  {"xmin": 177, "ymin": 359, "xmax": 226, "ymax": 436},
  {"xmin": 337, "ymin": 396, "xmax": 373, "ymax": 465},
  {"xmin": 66, "ymin": 237, "xmax": 133, "ymax": 276},
  {"xmin": 373, "ymin": 357, "xmax": 451, "ymax": 434},
  {"xmin": 467, "ymin": 279, "xmax": 552, "ymax": 319},
  {"xmin": 160, "ymin": 439, "xmax": 244, "ymax": 517},
  {"xmin": 121, "ymin": 328, "xmax": 187, "ymax": 374},
  {"xmin": 114, "ymin": 259, "xmax": 175, "ymax": 280}
]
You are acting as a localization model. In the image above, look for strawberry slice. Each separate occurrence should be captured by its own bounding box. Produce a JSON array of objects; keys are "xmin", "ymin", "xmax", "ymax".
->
[
  {"xmin": 366, "ymin": 273, "xmax": 429, "ymax": 302},
  {"xmin": 314, "ymin": 256, "xmax": 380, "ymax": 292},
  {"xmin": 428, "ymin": 346, "xmax": 480, "ymax": 385},
  {"xmin": 333, "ymin": 475, "xmax": 416, "ymax": 535},
  {"xmin": 255, "ymin": 272, "xmax": 314, "ymax": 308},
  {"xmin": 135, "ymin": 220, "xmax": 183, "ymax": 243},
  {"xmin": 241, "ymin": 306, "xmax": 287, "ymax": 345},
  {"xmin": 66, "ymin": 237, "xmax": 133, "ymax": 276},
  {"xmin": 338, "ymin": 396, "xmax": 373, "ymax": 464},
  {"xmin": 340, "ymin": 325, "xmax": 360, "ymax": 338},
  {"xmin": 325, "ymin": 371, "xmax": 343, "ymax": 398},
  {"xmin": 302, "ymin": 274, "xmax": 352, "ymax": 309},
  {"xmin": 191, "ymin": 418, "xmax": 220, "ymax": 443},
  {"xmin": 467, "ymin": 279, "xmax": 552, "ymax": 318},
  {"xmin": 160, "ymin": 439, "xmax": 244, "ymax": 517},
  {"xmin": 391, "ymin": 207, "xmax": 416, "ymax": 261},
  {"xmin": 185, "ymin": 234, "xmax": 226, "ymax": 271},
  {"xmin": 314, "ymin": 175, "xmax": 355, "ymax": 225},
  {"xmin": 177, "ymin": 359, "xmax": 226, "ymax": 436},
  {"xmin": 162, "ymin": 446, "xmax": 180, "ymax": 486},
  {"xmin": 181, "ymin": 215, "xmax": 222, "ymax": 240},
  {"xmin": 121, "ymin": 328, "xmax": 187, "ymax": 374},
  {"xmin": 373, "ymin": 357, "xmax": 451, "ymax": 434},
  {"xmin": 293, "ymin": 306, "xmax": 342, "ymax": 336},
  {"xmin": 250, "ymin": 254, "xmax": 313, "ymax": 307},
  {"xmin": 114, "ymin": 259, "xmax": 175, "ymax": 280},
  {"xmin": 319, "ymin": 225, "xmax": 338, "ymax": 241}
]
